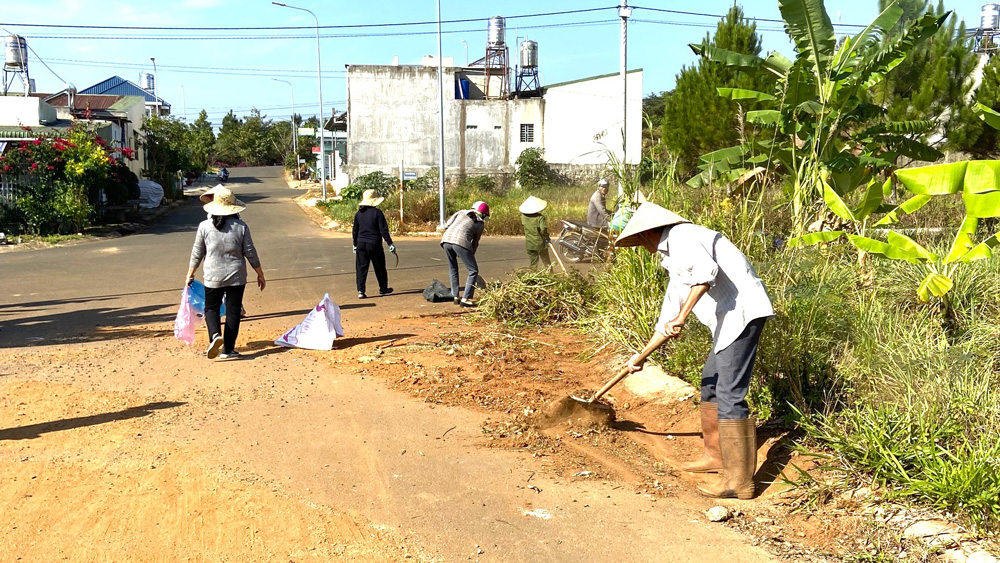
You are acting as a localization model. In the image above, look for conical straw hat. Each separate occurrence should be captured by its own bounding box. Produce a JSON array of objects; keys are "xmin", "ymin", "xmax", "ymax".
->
[
  {"xmin": 614, "ymin": 202, "xmax": 690, "ymax": 247},
  {"xmin": 518, "ymin": 195, "xmax": 548, "ymax": 214},
  {"xmin": 203, "ymin": 186, "xmax": 247, "ymax": 216}
]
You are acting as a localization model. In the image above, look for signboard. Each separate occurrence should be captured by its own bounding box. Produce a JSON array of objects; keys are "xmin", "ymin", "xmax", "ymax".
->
[
  {"xmin": 403, "ymin": 171, "xmax": 417, "ymax": 180},
  {"xmin": 311, "ymin": 146, "xmax": 321, "ymax": 154},
  {"xmin": 298, "ymin": 158, "xmax": 306, "ymax": 164},
  {"xmin": 297, "ymin": 127, "xmax": 316, "ymax": 136}
]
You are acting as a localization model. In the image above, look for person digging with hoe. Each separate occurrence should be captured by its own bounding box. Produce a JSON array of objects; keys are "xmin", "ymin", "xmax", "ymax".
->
[{"xmin": 615, "ymin": 202, "xmax": 773, "ymax": 499}]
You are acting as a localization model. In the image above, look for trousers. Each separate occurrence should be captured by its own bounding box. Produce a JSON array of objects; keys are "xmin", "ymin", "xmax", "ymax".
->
[
  {"xmin": 701, "ymin": 317, "xmax": 767, "ymax": 419},
  {"xmin": 442, "ymin": 242, "xmax": 479, "ymax": 299},
  {"xmin": 355, "ymin": 241, "xmax": 389, "ymax": 294},
  {"xmin": 204, "ymin": 284, "xmax": 246, "ymax": 354},
  {"xmin": 527, "ymin": 247, "xmax": 551, "ymax": 269}
]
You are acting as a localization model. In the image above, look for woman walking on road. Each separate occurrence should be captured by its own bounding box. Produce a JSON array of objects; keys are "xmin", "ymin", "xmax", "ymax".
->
[
  {"xmin": 185, "ymin": 186, "xmax": 266, "ymax": 360},
  {"xmin": 352, "ymin": 189, "xmax": 395, "ymax": 299},
  {"xmin": 441, "ymin": 201, "xmax": 489, "ymax": 307}
]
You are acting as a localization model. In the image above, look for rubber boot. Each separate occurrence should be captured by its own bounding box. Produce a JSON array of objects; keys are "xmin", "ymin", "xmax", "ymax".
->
[
  {"xmin": 681, "ymin": 402, "xmax": 722, "ymax": 473},
  {"xmin": 698, "ymin": 418, "xmax": 756, "ymax": 500}
]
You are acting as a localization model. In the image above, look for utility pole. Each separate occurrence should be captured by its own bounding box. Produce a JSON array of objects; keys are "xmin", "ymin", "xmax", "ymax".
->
[
  {"xmin": 180, "ymin": 84, "xmax": 187, "ymax": 122},
  {"xmin": 273, "ymin": 78, "xmax": 297, "ymax": 169},
  {"xmin": 150, "ymin": 57, "xmax": 158, "ymax": 116},
  {"xmin": 619, "ymin": 1, "xmax": 631, "ymax": 175},
  {"xmin": 436, "ymin": 0, "xmax": 446, "ymax": 228},
  {"xmin": 273, "ymin": 2, "xmax": 326, "ymax": 200}
]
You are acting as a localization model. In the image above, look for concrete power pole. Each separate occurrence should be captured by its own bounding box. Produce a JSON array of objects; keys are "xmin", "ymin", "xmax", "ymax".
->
[{"xmin": 619, "ymin": 0, "xmax": 631, "ymax": 174}]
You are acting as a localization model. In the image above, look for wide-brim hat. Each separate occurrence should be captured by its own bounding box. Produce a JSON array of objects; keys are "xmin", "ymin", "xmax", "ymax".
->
[
  {"xmin": 518, "ymin": 195, "xmax": 547, "ymax": 214},
  {"xmin": 199, "ymin": 184, "xmax": 223, "ymax": 204},
  {"xmin": 203, "ymin": 186, "xmax": 246, "ymax": 216},
  {"xmin": 360, "ymin": 189, "xmax": 384, "ymax": 207},
  {"xmin": 614, "ymin": 202, "xmax": 690, "ymax": 247}
]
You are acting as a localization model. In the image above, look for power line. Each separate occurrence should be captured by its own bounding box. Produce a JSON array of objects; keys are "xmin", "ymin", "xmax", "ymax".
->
[
  {"xmin": 0, "ymin": 7, "xmax": 613, "ymax": 31},
  {"xmin": 23, "ymin": 19, "xmax": 619, "ymax": 40},
  {"xmin": 631, "ymin": 6, "xmax": 867, "ymax": 29}
]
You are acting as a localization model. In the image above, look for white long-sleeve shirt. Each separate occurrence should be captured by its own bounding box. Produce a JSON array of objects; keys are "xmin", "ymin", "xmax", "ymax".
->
[{"xmin": 654, "ymin": 223, "xmax": 773, "ymax": 353}]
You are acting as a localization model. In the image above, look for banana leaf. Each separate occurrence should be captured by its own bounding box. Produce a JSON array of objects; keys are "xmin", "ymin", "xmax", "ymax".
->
[
  {"xmin": 962, "ymin": 191, "xmax": 1000, "ymax": 218},
  {"xmin": 895, "ymin": 162, "xmax": 968, "ymax": 195},
  {"xmin": 963, "ymin": 160, "xmax": 1000, "ymax": 194},
  {"xmin": 717, "ymin": 88, "xmax": 776, "ymax": 102},
  {"xmin": 874, "ymin": 194, "xmax": 932, "ymax": 225},
  {"xmin": 778, "ymin": 0, "xmax": 836, "ymax": 87},
  {"xmin": 832, "ymin": 2, "xmax": 903, "ymax": 76},
  {"xmin": 974, "ymin": 103, "xmax": 1000, "ymax": 130},
  {"xmin": 746, "ymin": 110, "xmax": 782, "ymax": 126},
  {"xmin": 691, "ymin": 44, "xmax": 766, "ymax": 70},
  {"xmin": 959, "ymin": 233, "xmax": 1000, "ymax": 263},
  {"xmin": 887, "ymin": 231, "xmax": 937, "ymax": 262},
  {"xmin": 823, "ymin": 178, "xmax": 855, "ymax": 221},
  {"xmin": 788, "ymin": 230, "xmax": 845, "ymax": 247},
  {"xmin": 858, "ymin": 120, "xmax": 934, "ymax": 137},
  {"xmin": 855, "ymin": 12, "xmax": 947, "ymax": 91},
  {"xmin": 944, "ymin": 216, "xmax": 978, "ymax": 263},
  {"xmin": 917, "ymin": 273, "xmax": 953, "ymax": 301},
  {"xmin": 855, "ymin": 179, "xmax": 884, "ymax": 220}
]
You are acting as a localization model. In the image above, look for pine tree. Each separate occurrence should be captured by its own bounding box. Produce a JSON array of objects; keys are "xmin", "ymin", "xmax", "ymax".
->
[
  {"xmin": 875, "ymin": 0, "xmax": 981, "ymax": 153},
  {"xmin": 660, "ymin": 4, "xmax": 770, "ymax": 175}
]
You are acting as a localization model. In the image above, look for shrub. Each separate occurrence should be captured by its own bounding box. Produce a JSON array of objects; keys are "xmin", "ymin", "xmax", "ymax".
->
[
  {"xmin": 460, "ymin": 175, "xmax": 499, "ymax": 194},
  {"xmin": 341, "ymin": 171, "xmax": 397, "ymax": 200},
  {"xmin": 514, "ymin": 147, "xmax": 552, "ymax": 190}
]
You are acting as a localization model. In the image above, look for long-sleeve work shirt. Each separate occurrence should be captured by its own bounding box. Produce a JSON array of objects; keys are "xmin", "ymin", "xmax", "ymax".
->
[
  {"xmin": 189, "ymin": 217, "xmax": 261, "ymax": 288},
  {"xmin": 654, "ymin": 223, "xmax": 773, "ymax": 353}
]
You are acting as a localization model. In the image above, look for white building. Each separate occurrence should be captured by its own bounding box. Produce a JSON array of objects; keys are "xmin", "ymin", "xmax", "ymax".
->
[{"xmin": 344, "ymin": 62, "xmax": 642, "ymax": 182}]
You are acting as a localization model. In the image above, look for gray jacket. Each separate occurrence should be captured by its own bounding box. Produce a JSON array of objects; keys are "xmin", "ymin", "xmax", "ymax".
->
[
  {"xmin": 588, "ymin": 190, "xmax": 609, "ymax": 227},
  {"xmin": 440, "ymin": 210, "xmax": 485, "ymax": 253},
  {"xmin": 189, "ymin": 217, "xmax": 262, "ymax": 288}
]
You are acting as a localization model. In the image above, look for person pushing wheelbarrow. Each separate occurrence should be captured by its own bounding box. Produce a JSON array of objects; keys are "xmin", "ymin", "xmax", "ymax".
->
[{"xmin": 614, "ymin": 202, "xmax": 773, "ymax": 499}]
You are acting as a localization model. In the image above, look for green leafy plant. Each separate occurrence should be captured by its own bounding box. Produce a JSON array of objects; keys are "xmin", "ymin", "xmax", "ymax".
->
[
  {"xmin": 692, "ymin": 0, "xmax": 947, "ymax": 233},
  {"xmin": 513, "ymin": 147, "xmax": 552, "ymax": 190},
  {"xmin": 341, "ymin": 171, "xmax": 397, "ymax": 200}
]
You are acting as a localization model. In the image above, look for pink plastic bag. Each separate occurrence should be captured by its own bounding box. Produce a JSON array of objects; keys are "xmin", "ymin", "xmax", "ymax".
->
[{"xmin": 174, "ymin": 287, "xmax": 196, "ymax": 346}]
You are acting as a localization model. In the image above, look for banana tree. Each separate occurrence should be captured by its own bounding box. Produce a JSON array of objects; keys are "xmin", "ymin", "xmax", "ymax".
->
[
  {"xmin": 688, "ymin": 0, "xmax": 947, "ymax": 234},
  {"xmin": 791, "ymin": 159, "xmax": 1000, "ymax": 302}
]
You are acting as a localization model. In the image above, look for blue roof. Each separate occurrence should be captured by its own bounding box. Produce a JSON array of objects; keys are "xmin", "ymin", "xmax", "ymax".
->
[{"xmin": 79, "ymin": 75, "xmax": 170, "ymax": 107}]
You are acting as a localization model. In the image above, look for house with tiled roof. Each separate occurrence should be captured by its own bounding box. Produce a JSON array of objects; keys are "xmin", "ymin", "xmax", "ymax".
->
[{"xmin": 79, "ymin": 75, "xmax": 170, "ymax": 117}]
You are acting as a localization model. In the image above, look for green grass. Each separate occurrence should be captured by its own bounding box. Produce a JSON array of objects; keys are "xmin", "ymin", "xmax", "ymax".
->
[{"xmin": 474, "ymin": 173, "xmax": 1000, "ymax": 530}]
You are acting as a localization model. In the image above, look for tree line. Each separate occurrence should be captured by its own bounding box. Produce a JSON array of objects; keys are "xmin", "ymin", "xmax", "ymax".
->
[{"xmin": 643, "ymin": 0, "xmax": 1000, "ymax": 178}]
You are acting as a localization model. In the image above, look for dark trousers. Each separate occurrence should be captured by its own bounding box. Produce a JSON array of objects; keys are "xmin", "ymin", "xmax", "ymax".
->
[
  {"xmin": 442, "ymin": 242, "xmax": 479, "ymax": 299},
  {"xmin": 355, "ymin": 241, "xmax": 389, "ymax": 293},
  {"xmin": 204, "ymin": 284, "xmax": 246, "ymax": 354},
  {"xmin": 701, "ymin": 317, "xmax": 767, "ymax": 420}
]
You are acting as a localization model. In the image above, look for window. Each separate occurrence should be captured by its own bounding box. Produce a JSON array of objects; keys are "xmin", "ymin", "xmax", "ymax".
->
[
  {"xmin": 520, "ymin": 123, "xmax": 535, "ymax": 143},
  {"xmin": 466, "ymin": 125, "xmax": 478, "ymax": 130}
]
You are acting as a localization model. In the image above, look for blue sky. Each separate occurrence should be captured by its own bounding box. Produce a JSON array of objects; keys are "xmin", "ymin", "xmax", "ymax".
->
[{"xmin": 2, "ymin": 0, "xmax": 991, "ymax": 125}]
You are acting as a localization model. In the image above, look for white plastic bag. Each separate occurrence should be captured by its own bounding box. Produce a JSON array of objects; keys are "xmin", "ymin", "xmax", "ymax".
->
[
  {"xmin": 274, "ymin": 294, "xmax": 344, "ymax": 350},
  {"xmin": 173, "ymin": 287, "xmax": 196, "ymax": 346}
]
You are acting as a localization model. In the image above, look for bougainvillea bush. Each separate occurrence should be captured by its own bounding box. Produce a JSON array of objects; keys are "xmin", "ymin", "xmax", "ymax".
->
[{"xmin": 0, "ymin": 124, "xmax": 137, "ymax": 235}]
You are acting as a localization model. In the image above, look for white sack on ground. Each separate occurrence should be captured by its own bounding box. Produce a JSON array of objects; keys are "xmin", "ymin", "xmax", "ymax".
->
[
  {"xmin": 274, "ymin": 294, "xmax": 344, "ymax": 350},
  {"xmin": 138, "ymin": 180, "xmax": 164, "ymax": 208}
]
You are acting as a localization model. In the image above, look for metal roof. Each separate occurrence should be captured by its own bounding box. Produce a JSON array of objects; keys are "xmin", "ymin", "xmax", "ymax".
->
[{"xmin": 79, "ymin": 75, "xmax": 171, "ymax": 107}]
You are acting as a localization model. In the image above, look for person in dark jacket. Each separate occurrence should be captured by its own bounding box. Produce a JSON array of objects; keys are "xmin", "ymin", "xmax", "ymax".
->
[
  {"xmin": 519, "ymin": 195, "xmax": 551, "ymax": 269},
  {"xmin": 440, "ymin": 201, "xmax": 489, "ymax": 307},
  {"xmin": 352, "ymin": 189, "xmax": 395, "ymax": 299}
]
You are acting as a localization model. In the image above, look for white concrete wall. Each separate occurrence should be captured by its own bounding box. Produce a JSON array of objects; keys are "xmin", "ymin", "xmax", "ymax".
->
[
  {"xmin": 0, "ymin": 97, "xmax": 56, "ymax": 126},
  {"xmin": 542, "ymin": 71, "xmax": 642, "ymax": 165}
]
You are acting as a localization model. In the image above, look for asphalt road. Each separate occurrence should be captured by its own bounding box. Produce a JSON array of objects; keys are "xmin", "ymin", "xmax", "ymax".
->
[{"xmin": 0, "ymin": 166, "xmax": 530, "ymax": 348}]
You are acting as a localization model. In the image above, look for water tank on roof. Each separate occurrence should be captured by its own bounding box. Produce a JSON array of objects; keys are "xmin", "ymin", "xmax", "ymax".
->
[
  {"xmin": 4, "ymin": 35, "xmax": 27, "ymax": 71},
  {"xmin": 141, "ymin": 72, "xmax": 155, "ymax": 91},
  {"xmin": 982, "ymin": 3, "xmax": 1000, "ymax": 30},
  {"xmin": 520, "ymin": 40, "xmax": 538, "ymax": 69},
  {"xmin": 488, "ymin": 16, "xmax": 506, "ymax": 47}
]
